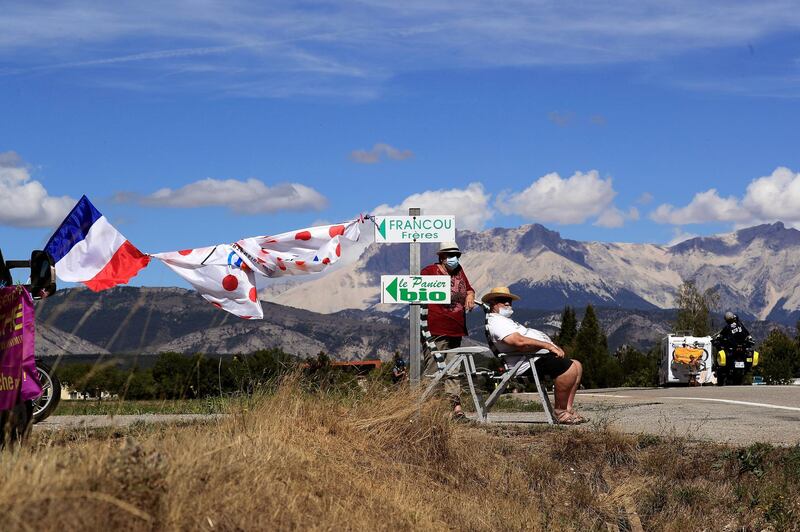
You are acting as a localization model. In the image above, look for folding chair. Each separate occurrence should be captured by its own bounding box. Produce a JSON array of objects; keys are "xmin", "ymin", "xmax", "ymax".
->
[
  {"xmin": 477, "ymin": 303, "xmax": 555, "ymax": 424},
  {"xmin": 419, "ymin": 305, "xmax": 556, "ymax": 424}
]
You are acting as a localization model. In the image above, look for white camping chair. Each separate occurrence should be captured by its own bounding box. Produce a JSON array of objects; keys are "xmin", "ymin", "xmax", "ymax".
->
[
  {"xmin": 479, "ymin": 303, "xmax": 555, "ymax": 424},
  {"xmin": 419, "ymin": 304, "xmax": 556, "ymax": 424}
]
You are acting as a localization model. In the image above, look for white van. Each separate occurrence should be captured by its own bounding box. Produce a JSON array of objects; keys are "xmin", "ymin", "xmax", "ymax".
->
[{"xmin": 659, "ymin": 334, "xmax": 715, "ymax": 386}]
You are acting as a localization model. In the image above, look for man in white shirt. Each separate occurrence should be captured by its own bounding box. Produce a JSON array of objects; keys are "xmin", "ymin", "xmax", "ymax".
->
[{"xmin": 483, "ymin": 286, "xmax": 585, "ymax": 424}]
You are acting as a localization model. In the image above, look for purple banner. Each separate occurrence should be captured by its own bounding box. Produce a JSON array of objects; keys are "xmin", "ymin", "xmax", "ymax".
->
[{"xmin": 0, "ymin": 287, "xmax": 42, "ymax": 410}]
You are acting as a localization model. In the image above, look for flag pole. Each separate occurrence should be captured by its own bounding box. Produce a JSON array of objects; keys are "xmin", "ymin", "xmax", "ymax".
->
[{"xmin": 409, "ymin": 207, "xmax": 421, "ymax": 387}]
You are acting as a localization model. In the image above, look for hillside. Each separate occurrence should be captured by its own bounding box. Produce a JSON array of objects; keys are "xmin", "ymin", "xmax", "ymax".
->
[{"xmin": 34, "ymin": 286, "xmax": 407, "ymax": 360}]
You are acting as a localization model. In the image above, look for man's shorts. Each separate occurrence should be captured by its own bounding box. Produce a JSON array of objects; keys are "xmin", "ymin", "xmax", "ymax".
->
[{"xmin": 533, "ymin": 355, "xmax": 574, "ymax": 379}]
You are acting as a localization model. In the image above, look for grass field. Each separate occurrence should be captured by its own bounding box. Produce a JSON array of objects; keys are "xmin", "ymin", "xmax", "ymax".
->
[
  {"xmin": 2, "ymin": 378, "xmax": 799, "ymax": 530},
  {"xmin": 52, "ymin": 398, "xmax": 231, "ymax": 416}
]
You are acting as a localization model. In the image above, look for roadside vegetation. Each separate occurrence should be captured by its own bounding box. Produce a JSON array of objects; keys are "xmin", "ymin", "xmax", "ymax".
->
[
  {"xmin": 52, "ymin": 398, "xmax": 230, "ymax": 416},
  {"xmin": 2, "ymin": 378, "xmax": 798, "ymax": 530}
]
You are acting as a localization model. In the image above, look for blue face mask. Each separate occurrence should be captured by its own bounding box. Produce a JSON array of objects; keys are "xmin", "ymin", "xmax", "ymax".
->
[{"xmin": 445, "ymin": 256, "xmax": 459, "ymax": 270}]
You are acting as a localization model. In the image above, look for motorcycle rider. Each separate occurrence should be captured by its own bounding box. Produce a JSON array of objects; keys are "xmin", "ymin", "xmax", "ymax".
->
[
  {"xmin": 712, "ymin": 311, "xmax": 757, "ymax": 385},
  {"xmin": 715, "ymin": 311, "xmax": 753, "ymax": 350}
]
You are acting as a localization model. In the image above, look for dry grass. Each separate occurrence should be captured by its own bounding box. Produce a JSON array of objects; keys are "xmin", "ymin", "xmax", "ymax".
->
[{"xmin": 1, "ymin": 378, "xmax": 799, "ymax": 531}]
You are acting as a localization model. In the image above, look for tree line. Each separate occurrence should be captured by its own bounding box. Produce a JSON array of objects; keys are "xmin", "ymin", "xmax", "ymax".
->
[{"xmin": 56, "ymin": 349, "xmax": 296, "ymax": 400}]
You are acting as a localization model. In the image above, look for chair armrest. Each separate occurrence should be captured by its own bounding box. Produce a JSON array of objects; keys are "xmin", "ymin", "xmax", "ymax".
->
[
  {"xmin": 497, "ymin": 349, "xmax": 550, "ymax": 358},
  {"xmin": 432, "ymin": 346, "xmax": 494, "ymax": 355}
]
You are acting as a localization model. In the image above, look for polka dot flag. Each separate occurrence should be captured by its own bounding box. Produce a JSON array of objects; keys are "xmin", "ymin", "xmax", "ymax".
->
[
  {"xmin": 234, "ymin": 219, "xmax": 361, "ymax": 278},
  {"xmin": 152, "ymin": 218, "xmax": 363, "ymax": 319},
  {"xmin": 152, "ymin": 244, "xmax": 263, "ymax": 319}
]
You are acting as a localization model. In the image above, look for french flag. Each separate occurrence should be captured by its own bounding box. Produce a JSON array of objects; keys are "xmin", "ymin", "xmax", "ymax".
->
[{"xmin": 44, "ymin": 196, "xmax": 150, "ymax": 291}]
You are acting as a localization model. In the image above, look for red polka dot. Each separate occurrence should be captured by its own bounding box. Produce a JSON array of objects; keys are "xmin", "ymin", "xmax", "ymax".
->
[
  {"xmin": 240, "ymin": 262, "xmax": 251, "ymax": 272},
  {"xmin": 212, "ymin": 302, "xmax": 222, "ymax": 309},
  {"xmin": 295, "ymin": 231, "xmax": 312, "ymax": 241},
  {"xmin": 335, "ymin": 243, "xmax": 341, "ymax": 257},
  {"xmin": 322, "ymin": 257, "xmax": 330, "ymax": 265},
  {"xmin": 329, "ymin": 225, "xmax": 345, "ymax": 237},
  {"xmin": 178, "ymin": 249, "xmax": 193, "ymax": 256},
  {"xmin": 260, "ymin": 249, "xmax": 269, "ymax": 255},
  {"xmin": 295, "ymin": 260, "xmax": 305, "ymax": 266},
  {"xmin": 249, "ymin": 287, "xmax": 257, "ymax": 302},
  {"xmin": 264, "ymin": 239, "xmax": 277, "ymax": 244},
  {"xmin": 240, "ymin": 315, "xmax": 252, "ymax": 320},
  {"xmin": 222, "ymin": 274, "xmax": 238, "ymax": 291},
  {"xmin": 277, "ymin": 258, "xmax": 287, "ymax": 271}
]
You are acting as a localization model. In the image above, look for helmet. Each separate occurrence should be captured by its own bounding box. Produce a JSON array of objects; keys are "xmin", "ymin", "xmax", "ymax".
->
[
  {"xmin": 395, "ymin": 359, "xmax": 405, "ymax": 367},
  {"xmin": 724, "ymin": 311, "xmax": 737, "ymax": 324}
]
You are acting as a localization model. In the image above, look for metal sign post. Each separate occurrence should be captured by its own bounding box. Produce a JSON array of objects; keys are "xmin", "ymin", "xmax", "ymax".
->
[
  {"xmin": 408, "ymin": 207, "xmax": 421, "ymax": 387},
  {"xmin": 371, "ymin": 208, "xmax": 455, "ymax": 387}
]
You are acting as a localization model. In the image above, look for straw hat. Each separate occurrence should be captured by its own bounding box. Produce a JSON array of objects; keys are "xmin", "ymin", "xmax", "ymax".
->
[
  {"xmin": 436, "ymin": 241, "xmax": 461, "ymax": 255},
  {"xmin": 481, "ymin": 286, "xmax": 521, "ymax": 305}
]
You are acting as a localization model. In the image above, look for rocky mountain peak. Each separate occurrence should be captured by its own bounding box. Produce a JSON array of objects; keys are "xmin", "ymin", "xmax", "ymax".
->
[{"xmin": 671, "ymin": 221, "xmax": 800, "ymax": 255}]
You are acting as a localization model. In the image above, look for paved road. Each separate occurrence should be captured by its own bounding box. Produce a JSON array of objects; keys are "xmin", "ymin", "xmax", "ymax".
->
[{"xmin": 484, "ymin": 386, "xmax": 800, "ymax": 446}]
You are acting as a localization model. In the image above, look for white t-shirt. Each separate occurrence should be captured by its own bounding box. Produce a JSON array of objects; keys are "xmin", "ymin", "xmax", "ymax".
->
[{"xmin": 487, "ymin": 313, "xmax": 553, "ymax": 374}]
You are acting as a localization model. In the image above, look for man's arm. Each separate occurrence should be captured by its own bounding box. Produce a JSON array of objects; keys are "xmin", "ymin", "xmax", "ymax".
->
[{"xmin": 502, "ymin": 332, "xmax": 565, "ymax": 358}]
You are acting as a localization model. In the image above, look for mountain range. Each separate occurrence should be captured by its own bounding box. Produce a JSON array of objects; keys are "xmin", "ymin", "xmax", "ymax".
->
[
  {"xmin": 263, "ymin": 221, "xmax": 800, "ymax": 325},
  {"xmin": 33, "ymin": 287, "xmax": 407, "ymax": 360}
]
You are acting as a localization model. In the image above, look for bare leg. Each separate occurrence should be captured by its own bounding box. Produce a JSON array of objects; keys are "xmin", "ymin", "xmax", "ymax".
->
[
  {"xmin": 553, "ymin": 362, "xmax": 581, "ymax": 413},
  {"xmin": 566, "ymin": 360, "xmax": 582, "ymax": 412},
  {"xmin": 554, "ymin": 364, "xmax": 578, "ymax": 413}
]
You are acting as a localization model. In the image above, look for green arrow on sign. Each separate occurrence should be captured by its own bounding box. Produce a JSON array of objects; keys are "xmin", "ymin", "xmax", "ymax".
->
[
  {"xmin": 385, "ymin": 277, "xmax": 398, "ymax": 301},
  {"xmin": 377, "ymin": 219, "xmax": 386, "ymax": 239}
]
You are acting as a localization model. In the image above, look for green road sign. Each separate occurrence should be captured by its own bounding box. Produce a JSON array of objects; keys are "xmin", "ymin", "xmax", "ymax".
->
[
  {"xmin": 381, "ymin": 275, "xmax": 451, "ymax": 304},
  {"xmin": 373, "ymin": 215, "xmax": 455, "ymax": 243}
]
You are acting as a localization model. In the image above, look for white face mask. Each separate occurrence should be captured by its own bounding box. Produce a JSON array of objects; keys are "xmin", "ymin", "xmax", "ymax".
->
[
  {"xmin": 498, "ymin": 307, "xmax": 514, "ymax": 318},
  {"xmin": 444, "ymin": 256, "xmax": 459, "ymax": 270}
]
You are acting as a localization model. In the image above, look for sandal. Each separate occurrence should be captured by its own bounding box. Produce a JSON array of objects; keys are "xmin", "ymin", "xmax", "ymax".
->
[
  {"xmin": 567, "ymin": 410, "xmax": 588, "ymax": 423},
  {"xmin": 555, "ymin": 410, "xmax": 587, "ymax": 425}
]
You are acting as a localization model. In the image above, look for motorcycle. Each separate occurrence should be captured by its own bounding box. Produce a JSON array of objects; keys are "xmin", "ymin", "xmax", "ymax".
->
[
  {"xmin": 1, "ymin": 248, "xmax": 62, "ymax": 423},
  {"xmin": 712, "ymin": 334, "xmax": 759, "ymax": 386}
]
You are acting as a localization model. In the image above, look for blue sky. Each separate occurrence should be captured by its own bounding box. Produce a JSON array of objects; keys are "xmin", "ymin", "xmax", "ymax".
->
[{"xmin": 2, "ymin": 1, "xmax": 800, "ymax": 287}]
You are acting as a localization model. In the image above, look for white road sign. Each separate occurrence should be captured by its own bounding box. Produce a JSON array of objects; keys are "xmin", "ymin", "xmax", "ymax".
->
[
  {"xmin": 380, "ymin": 275, "xmax": 451, "ymax": 304},
  {"xmin": 373, "ymin": 215, "xmax": 455, "ymax": 243}
]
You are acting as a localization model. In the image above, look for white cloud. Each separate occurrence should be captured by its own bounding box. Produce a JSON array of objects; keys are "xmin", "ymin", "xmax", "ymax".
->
[
  {"xmin": 594, "ymin": 206, "xmax": 639, "ymax": 228},
  {"xmin": 667, "ymin": 228, "xmax": 699, "ymax": 246},
  {"xmin": 3, "ymin": 2, "xmax": 800, "ymax": 97},
  {"xmin": 741, "ymin": 167, "xmax": 800, "ymax": 223},
  {"xmin": 129, "ymin": 178, "xmax": 327, "ymax": 214},
  {"xmin": 0, "ymin": 151, "xmax": 75, "ymax": 228},
  {"xmin": 497, "ymin": 170, "xmax": 618, "ymax": 225},
  {"xmin": 650, "ymin": 167, "xmax": 800, "ymax": 227},
  {"xmin": 350, "ymin": 143, "xmax": 414, "ymax": 164},
  {"xmin": 636, "ymin": 192, "xmax": 654, "ymax": 205},
  {"xmin": 373, "ymin": 182, "xmax": 492, "ymax": 231},
  {"xmin": 650, "ymin": 189, "xmax": 746, "ymax": 225},
  {"xmin": 547, "ymin": 111, "xmax": 574, "ymax": 127}
]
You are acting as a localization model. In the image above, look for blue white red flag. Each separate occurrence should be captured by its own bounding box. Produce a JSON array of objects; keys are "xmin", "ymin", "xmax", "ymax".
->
[{"xmin": 44, "ymin": 196, "xmax": 150, "ymax": 291}]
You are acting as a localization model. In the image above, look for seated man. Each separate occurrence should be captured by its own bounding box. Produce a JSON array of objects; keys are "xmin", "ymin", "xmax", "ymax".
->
[{"xmin": 483, "ymin": 287, "xmax": 585, "ymax": 424}]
